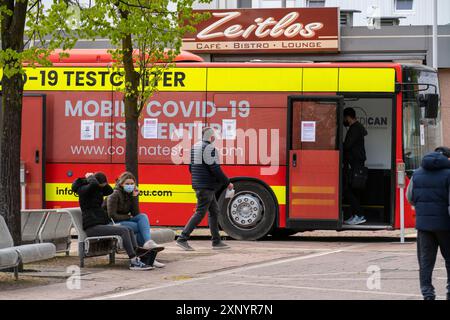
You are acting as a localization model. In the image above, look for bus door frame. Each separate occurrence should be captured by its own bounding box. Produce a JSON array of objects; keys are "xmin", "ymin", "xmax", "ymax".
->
[
  {"xmin": 286, "ymin": 95, "xmax": 344, "ymax": 230},
  {"xmin": 24, "ymin": 93, "xmax": 47, "ymax": 209},
  {"xmin": 338, "ymin": 92, "xmax": 397, "ymax": 228},
  {"xmin": 0, "ymin": 93, "xmax": 47, "ymax": 209}
]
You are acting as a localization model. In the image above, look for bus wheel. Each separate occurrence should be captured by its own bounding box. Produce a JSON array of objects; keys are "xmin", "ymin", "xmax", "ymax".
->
[{"xmin": 218, "ymin": 181, "xmax": 276, "ymax": 241}]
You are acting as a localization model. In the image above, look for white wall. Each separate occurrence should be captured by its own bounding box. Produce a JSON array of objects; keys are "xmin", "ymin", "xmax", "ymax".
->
[{"xmin": 193, "ymin": 0, "xmax": 450, "ymax": 26}]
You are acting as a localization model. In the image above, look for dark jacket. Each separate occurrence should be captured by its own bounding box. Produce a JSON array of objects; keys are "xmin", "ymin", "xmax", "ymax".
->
[
  {"xmin": 71, "ymin": 176, "xmax": 113, "ymax": 230},
  {"xmin": 189, "ymin": 140, "xmax": 230, "ymax": 190},
  {"xmin": 104, "ymin": 186, "xmax": 140, "ymax": 222},
  {"xmin": 408, "ymin": 152, "xmax": 450, "ymax": 231},
  {"xmin": 344, "ymin": 121, "xmax": 368, "ymax": 168}
]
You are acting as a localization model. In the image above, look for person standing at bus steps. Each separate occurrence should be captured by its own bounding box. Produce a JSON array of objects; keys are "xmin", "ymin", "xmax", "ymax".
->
[
  {"xmin": 406, "ymin": 147, "xmax": 450, "ymax": 301},
  {"xmin": 342, "ymin": 107, "xmax": 368, "ymax": 225},
  {"xmin": 176, "ymin": 127, "xmax": 234, "ymax": 251},
  {"xmin": 72, "ymin": 172, "xmax": 154, "ymax": 271},
  {"xmin": 105, "ymin": 171, "xmax": 166, "ymax": 268}
]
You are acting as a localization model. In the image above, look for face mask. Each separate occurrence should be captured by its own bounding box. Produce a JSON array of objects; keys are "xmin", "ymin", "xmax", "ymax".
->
[
  {"xmin": 123, "ymin": 184, "xmax": 135, "ymax": 193},
  {"xmin": 343, "ymin": 120, "xmax": 349, "ymax": 127}
]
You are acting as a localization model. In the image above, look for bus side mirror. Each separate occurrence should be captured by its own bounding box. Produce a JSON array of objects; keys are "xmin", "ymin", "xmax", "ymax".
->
[{"xmin": 419, "ymin": 93, "xmax": 439, "ymax": 118}]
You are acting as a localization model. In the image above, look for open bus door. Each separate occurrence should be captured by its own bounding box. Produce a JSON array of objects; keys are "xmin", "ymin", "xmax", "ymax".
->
[
  {"xmin": 20, "ymin": 94, "xmax": 46, "ymax": 209},
  {"xmin": 286, "ymin": 96, "xmax": 343, "ymax": 230}
]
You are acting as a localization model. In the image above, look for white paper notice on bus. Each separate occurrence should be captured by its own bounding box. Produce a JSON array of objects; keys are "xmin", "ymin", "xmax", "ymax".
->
[
  {"xmin": 420, "ymin": 124, "xmax": 425, "ymax": 146},
  {"xmin": 80, "ymin": 120, "xmax": 95, "ymax": 141},
  {"xmin": 301, "ymin": 121, "xmax": 316, "ymax": 142},
  {"xmin": 222, "ymin": 119, "xmax": 237, "ymax": 140},
  {"xmin": 143, "ymin": 118, "xmax": 158, "ymax": 139}
]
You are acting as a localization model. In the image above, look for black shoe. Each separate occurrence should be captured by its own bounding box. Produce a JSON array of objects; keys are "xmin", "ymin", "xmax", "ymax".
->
[
  {"xmin": 176, "ymin": 239, "xmax": 194, "ymax": 251},
  {"xmin": 424, "ymin": 296, "xmax": 436, "ymax": 300},
  {"xmin": 212, "ymin": 241, "xmax": 230, "ymax": 250}
]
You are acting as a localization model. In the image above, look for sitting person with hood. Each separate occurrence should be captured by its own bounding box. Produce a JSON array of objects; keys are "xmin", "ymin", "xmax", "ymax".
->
[
  {"xmin": 104, "ymin": 171, "xmax": 165, "ymax": 268},
  {"xmin": 72, "ymin": 171, "xmax": 154, "ymax": 271}
]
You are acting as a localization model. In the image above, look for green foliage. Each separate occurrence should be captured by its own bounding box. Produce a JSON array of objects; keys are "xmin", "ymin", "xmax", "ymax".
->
[
  {"xmin": 77, "ymin": 0, "xmax": 212, "ymax": 114},
  {"xmin": 1, "ymin": 1, "xmax": 84, "ymax": 78},
  {"xmin": 1, "ymin": 0, "xmax": 211, "ymax": 102}
]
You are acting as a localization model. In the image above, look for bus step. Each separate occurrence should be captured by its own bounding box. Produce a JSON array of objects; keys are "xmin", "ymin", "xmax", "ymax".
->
[{"xmin": 340, "ymin": 224, "xmax": 393, "ymax": 230}]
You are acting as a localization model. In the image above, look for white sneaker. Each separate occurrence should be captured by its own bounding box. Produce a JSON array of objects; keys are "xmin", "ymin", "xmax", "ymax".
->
[
  {"xmin": 353, "ymin": 215, "xmax": 367, "ymax": 225},
  {"xmin": 152, "ymin": 260, "xmax": 165, "ymax": 268},
  {"xmin": 143, "ymin": 239, "xmax": 164, "ymax": 250},
  {"xmin": 344, "ymin": 216, "xmax": 356, "ymax": 224}
]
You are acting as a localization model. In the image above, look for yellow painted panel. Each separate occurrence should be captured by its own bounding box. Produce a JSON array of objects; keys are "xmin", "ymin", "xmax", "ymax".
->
[
  {"xmin": 303, "ymin": 68, "xmax": 338, "ymax": 92},
  {"xmin": 0, "ymin": 67, "xmax": 206, "ymax": 92},
  {"xmin": 45, "ymin": 183, "xmax": 197, "ymax": 203},
  {"xmin": 339, "ymin": 68, "xmax": 396, "ymax": 92},
  {"xmin": 208, "ymin": 68, "xmax": 302, "ymax": 92},
  {"xmin": 271, "ymin": 186, "xmax": 286, "ymax": 205},
  {"xmin": 46, "ymin": 183, "xmax": 287, "ymax": 205},
  {"xmin": 292, "ymin": 186, "xmax": 335, "ymax": 194},
  {"xmin": 292, "ymin": 199, "xmax": 335, "ymax": 206}
]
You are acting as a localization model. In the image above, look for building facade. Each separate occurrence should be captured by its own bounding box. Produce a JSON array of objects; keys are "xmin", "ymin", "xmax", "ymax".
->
[{"xmin": 191, "ymin": 0, "xmax": 450, "ymax": 146}]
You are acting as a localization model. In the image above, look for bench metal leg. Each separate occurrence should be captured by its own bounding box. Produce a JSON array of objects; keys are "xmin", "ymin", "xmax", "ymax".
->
[
  {"xmin": 14, "ymin": 266, "xmax": 19, "ymax": 280},
  {"xmin": 79, "ymin": 242, "xmax": 85, "ymax": 268},
  {"xmin": 66, "ymin": 241, "xmax": 71, "ymax": 256},
  {"xmin": 109, "ymin": 251, "xmax": 116, "ymax": 265}
]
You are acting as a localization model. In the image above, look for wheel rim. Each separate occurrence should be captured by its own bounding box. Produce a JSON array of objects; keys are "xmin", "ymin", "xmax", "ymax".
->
[{"xmin": 227, "ymin": 191, "xmax": 264, "ymax": 229}]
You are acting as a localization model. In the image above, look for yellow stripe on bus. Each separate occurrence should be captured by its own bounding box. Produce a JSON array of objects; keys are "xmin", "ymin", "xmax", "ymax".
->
[
  {"xmin": 45, "ymin": 183, "xmax": 287, "ymax": 205},
  {"xmin": 303, "ymin": 68, "xmax": 338, "ymax": 92},
  {"xmin": 292, "ymin": 199, "xmax": 335, "ymax": 206},
  {"xmin": 0, "ymin": 67, "xmax": 207, "ymax": 92},
  {"xmin": 339, "ymin": 68, "xmax": 396, "ymax": 92},
  {"xmin": 207, "ymin": 68, "xmax": 303, "ymax": 92},
  {"xmin": 2, "ymin": 67, "xmax": 395, "ymax": 93},
  {"xmin": 292, "ymin": 186, "xmax": 335, "ymax": 194}
]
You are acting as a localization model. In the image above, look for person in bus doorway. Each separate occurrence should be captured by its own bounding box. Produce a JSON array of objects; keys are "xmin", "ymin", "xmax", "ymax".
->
[
  {"xmin": 72, "ymin": 172, "xmax": 155, "ymax": 271},
  {"xmin": 105, "ymin": 171, "xmax": 166, "ymax": 268},
  {"xmin": 342, "ymin": 107, "xmax": 368, "ymax": 225},
  {"xmin": 176, "ymin": 127, "xmax": 234, "ymax": 251},
  {"xmin": 406, "ymin": 147, "xmax": 450, "ymax": 300}
]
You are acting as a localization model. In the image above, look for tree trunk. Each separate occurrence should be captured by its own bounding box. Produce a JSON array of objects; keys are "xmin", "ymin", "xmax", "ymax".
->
[
  {"xmin": 0, "ymin": 73, "xmax": 24, "ymax": 245},
  {"xmin": 122, "ymin": 33, "xmax": 140, "ymax": 182},
  {"xmin": 0, "ymin": 0, "xmax": 28, "ymax": 245}
]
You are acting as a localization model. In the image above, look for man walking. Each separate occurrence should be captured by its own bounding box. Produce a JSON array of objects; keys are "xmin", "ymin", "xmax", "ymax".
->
[
  {"xmin": 176, "ymin": 127, "xmax": 233, "ymax": 251},
  {"xmin": 406, "ymin": 146, "xmax": 450, "ymax": 300},
  {"xmin": 342, "ymin": 107, "xmax": 368, "ymax": 225}
]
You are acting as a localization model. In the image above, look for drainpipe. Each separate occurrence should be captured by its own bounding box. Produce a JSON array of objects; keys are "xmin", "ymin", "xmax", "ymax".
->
[
  {"xmin": 281, "ymin": 0, "xmax": 287, "ymax": 7},
  {"xmin": 432, "ymin": 0, "xmax": 438, "ymax": 69}
]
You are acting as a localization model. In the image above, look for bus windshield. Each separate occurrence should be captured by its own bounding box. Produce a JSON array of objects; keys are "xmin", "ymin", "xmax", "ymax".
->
[{"xmin": 402, "ymin": 66, "xmax": 442, "ymax": 172}]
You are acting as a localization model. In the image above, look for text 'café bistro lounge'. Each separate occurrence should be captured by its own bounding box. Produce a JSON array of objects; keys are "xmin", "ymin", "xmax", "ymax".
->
[{"xmin": 181, "ymin": 7, "xmax": 450, "ymax": 146}]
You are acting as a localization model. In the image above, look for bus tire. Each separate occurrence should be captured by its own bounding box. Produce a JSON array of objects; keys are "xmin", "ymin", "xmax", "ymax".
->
[{"xmin": 218, "ymin": 181, "xmax": 277, "ymax": 241}]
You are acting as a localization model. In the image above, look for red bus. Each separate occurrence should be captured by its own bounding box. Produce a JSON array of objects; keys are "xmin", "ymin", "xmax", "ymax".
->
[{"xmin": 14, "ymin": 49, "xmax": 442, "ymax": 240}]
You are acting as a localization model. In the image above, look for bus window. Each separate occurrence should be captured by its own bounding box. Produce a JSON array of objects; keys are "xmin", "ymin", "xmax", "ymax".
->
[{"xmin": 402, "ymin": 67, "xmax": 442, "ymax": 172}]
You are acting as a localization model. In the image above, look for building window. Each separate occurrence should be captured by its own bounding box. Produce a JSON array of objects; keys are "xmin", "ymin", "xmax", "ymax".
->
[
  {"xmin": 238, "ymin": 0, "xmax": 252, "ymax": 8},
  {"xmin": 395, "ymin": 0, "xmax": 413, "ymax": 11},
  {"xmin": 307, "ymin": 0, "xmax": 325, "ymax": 7}
]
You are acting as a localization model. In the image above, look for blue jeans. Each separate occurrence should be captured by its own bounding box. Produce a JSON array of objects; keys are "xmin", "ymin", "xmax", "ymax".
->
[{"xmin": 118, "ymin": 214, "xmax": 151, "ymax": 247}]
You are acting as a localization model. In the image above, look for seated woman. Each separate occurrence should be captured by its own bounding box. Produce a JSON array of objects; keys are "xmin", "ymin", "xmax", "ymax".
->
[
  {"xmin": 105, "ymin": 171, "xmax": 165, "ymax": 268},
  {"xmin": 72, "ymin": 172, "xmax": 154, "ymax": 271}
]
